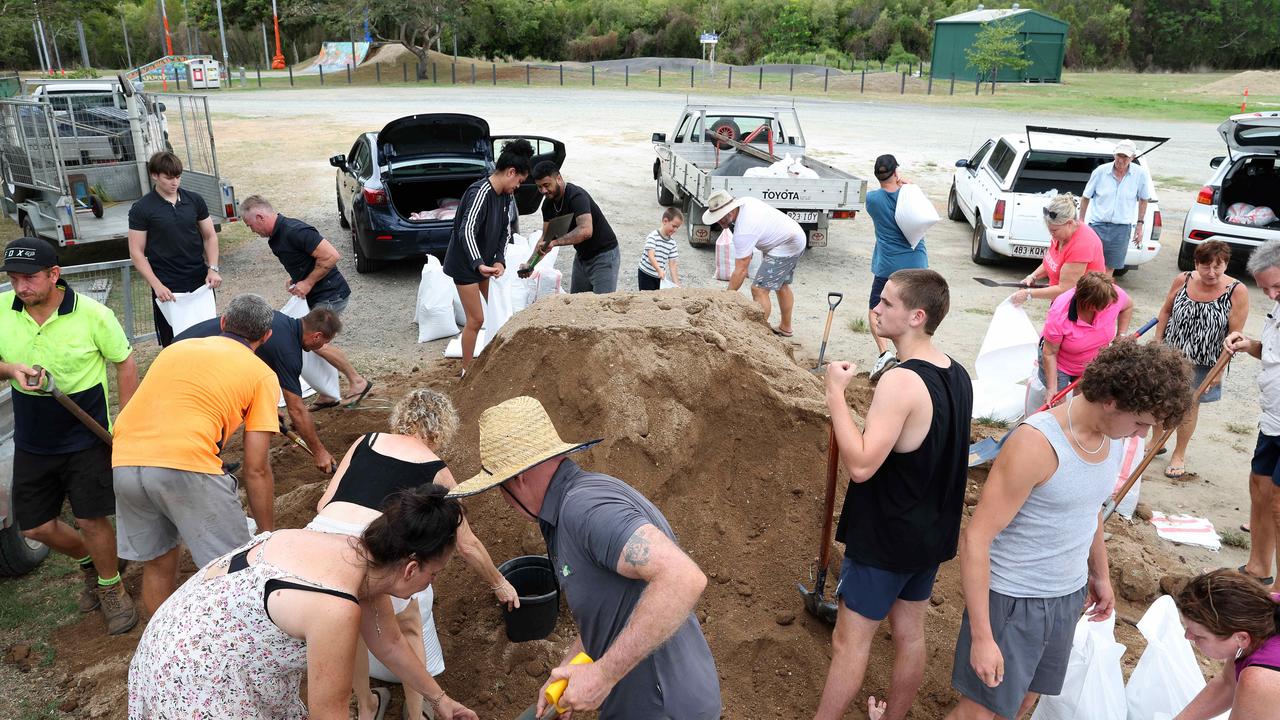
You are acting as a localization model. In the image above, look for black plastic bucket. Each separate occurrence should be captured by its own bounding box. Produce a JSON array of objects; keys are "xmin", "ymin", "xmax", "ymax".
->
[{"xmin": 498, "ymin": 555, "xmax": 560, "ymax": 642}]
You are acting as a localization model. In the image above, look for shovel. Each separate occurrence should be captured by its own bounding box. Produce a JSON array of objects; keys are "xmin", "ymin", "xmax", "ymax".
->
[
  {"xmin": 1103, "ymin": 347, "xmax": 1232, "ymax": 521},
  {"xmin": 973, "ymin": 277, "xmax": 1044, "ymax": 289},
  {"xmin": 31, "ymin": 365, "xmax": 113, "ymax": 446},
  {"xmin": 278, "ymin": 416, "xmax": 338, "ymax": 473},
  {"xmin": 797, "ymin": 425, "xmax": 841, "ymax": 625},
  {"xmin": 968, "ymin": 317, "xmax": 1158, "ymax": 467},
  {"xmin": 513, "ymin": 652, "xmax": 593, "ymax": 720},
  {"xmin": 812, "ymin": 292, "xmax": 844, "ymax": 372}
]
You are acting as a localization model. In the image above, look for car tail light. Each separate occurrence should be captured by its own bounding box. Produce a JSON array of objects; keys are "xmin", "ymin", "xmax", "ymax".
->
[
  {"xmin": 375, "ymin": 234, "xmax": 393, "ymax": 241},
  {"xmin": 992, "ymin": 199, "xmax": 1006, "ymax": 229},
  {"xmin": 1189, "ymin": 230, "xmax": 1215, "ymax": 241},
  {"xmin": 62, "ymin": 224, "xmax": 73, "ymax": 241},
  {"xmin": 1151, "ymin": 211, "xmax": 1162, "ymax": 243},
  {"xmin": 363, "ymin": 185, "xmax": 387, "ymax": 207},
  {"xmin": 831, "ymin": 210, "xmax": 853, "ymax": 219},
  {"xmin": 1196, "ymin": 186, "xmax": 1215, "ymax": 205}
]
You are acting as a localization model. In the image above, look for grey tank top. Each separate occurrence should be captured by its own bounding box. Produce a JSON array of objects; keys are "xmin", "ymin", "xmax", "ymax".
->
[{"xmin": 988, "ymin": 409, "xmax": 1121, "ymax": 598}]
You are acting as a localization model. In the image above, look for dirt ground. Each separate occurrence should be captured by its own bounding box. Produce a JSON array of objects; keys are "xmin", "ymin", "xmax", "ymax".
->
[{"xmin": 1, "ymin": 85, "xmax": 1263, "ymax": 717}]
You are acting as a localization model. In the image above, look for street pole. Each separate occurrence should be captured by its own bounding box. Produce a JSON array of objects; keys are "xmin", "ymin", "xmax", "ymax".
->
[
  {"xmin": 181, "ymin": 0, "xmax": 193, "ymax": 53},
  {"xmin": 120, "ymin": 12, "xmax": 133, "ymax": 70},
  {"xmin": 36, "ymin": 14, "xmax": 53, "ymax": 75},
  {"xmin": 76, "ymin": 18, "xmax": 90, "ymax": 67},
  {"xmin": 215, "ymin": 0, "xmax": 230, "ymax": 83},
  {"xmin": 32, "ymin": 21, "xmax": 47, "ymax": 73},
  {"xmin": 159, "ymin": 0, "xmax": 174, "ymax": 55},
  {"xmin": 261, "ymin": 23, "xmax": 270, "ymax": 66},
  {"xmin": 270, "ymin": 0, "xmax": 285, "ymax": 69}
]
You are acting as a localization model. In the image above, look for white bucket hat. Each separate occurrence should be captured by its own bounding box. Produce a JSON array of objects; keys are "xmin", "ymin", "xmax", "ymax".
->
[
  {"xmin": 701, "ymin": 189, "xmax": 744, "ymax": 225},
  {"xmin": 1113, "ymin": 139, "xmax": 1138, "ymax": 158}
]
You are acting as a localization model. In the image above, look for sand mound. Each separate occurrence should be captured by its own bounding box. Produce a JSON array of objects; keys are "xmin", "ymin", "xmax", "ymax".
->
[{"xmin": 1194, "ymin": 70, "xmax": 1280, "ymax": 96}]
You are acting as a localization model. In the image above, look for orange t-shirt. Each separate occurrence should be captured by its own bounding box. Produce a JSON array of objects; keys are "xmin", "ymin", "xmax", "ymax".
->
[{"xmin": 112, "ymin": 336, "xmax": 281, "ymax": 474}]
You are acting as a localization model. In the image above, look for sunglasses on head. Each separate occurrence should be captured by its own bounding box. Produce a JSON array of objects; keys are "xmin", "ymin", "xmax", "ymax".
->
[{"xmin": 1043, "ymin": 207, "xmax": 1071, "ymax": 222}]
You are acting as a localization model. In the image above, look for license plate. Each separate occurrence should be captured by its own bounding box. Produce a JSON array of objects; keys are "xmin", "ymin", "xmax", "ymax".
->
[
  {"xmin": 787, "ymin": 211, "xmax": 819, "ymax": 224},
  {"xmin": 1011, "ymin": 244, "xmax": 1045, "ymax": 258}
]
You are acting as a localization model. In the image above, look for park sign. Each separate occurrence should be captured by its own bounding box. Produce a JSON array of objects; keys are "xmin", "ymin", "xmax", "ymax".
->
[{"xmin": 700, "ymin": 33, "xmax": 719, "ymax": 44}]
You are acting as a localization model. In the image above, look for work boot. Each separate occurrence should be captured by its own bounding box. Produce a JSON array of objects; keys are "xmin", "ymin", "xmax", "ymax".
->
[
  {"xmin": 79, "ymin": 563, "xmax": 101, "ymax": 613},
  {"xmin": 98, "ymin": 582, "xmax": 139, "ymax": 635}
]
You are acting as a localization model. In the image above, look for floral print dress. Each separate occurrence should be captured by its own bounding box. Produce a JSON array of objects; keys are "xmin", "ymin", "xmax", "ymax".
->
[{"xmin": 128, "ymin": 532, "xmax": 355, "ymax": 719}]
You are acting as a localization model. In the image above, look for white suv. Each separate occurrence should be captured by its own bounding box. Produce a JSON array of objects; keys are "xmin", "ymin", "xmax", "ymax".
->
[
  {"xmin": 948, "ymin": 126, "xmax": 1166, "ymax": 274},
  {"xmin": 1178, "ymin": 112, "xmax": 1280, "ymax": 270}
]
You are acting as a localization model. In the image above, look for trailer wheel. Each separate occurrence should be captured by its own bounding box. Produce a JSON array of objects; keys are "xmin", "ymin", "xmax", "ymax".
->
[
  {"xmin": 89, "ymin": 195, "xmax": 104, "ymax": 219},
  {"xmin": 20, "ymin": 215, "xmax": 37, "ymax": 240},
  {"xmin": 0, "ymin": 520, "xmax": 49, "ymax": 578},
  {"xmin": 709, "ymin": 120, "xmax": 740, "ymax": 147}
]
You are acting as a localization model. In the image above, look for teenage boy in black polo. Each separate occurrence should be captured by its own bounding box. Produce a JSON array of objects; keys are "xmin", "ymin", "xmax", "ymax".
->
[
  {"xmin": 238, "ymin": 195, "xmax": 370, "ymax": 407},
  {"xmin": 532, "ymin": 161, "xmax": 620, "ymax": 294},
  {"xmin": 127, "ymin": 151, "xmax": 222, "ymax": 346},
  {"xmin": 813, "ymin": 269, "xmax": 973, "ymax": 720},
  {"xmin": 0, "ymin": 238, "xmax": 139, "ymax": 634}
]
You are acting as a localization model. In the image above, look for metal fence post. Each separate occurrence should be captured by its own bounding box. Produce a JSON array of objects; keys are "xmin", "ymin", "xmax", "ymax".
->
[
  {"xmin": 789, "ymin": 67, "xmax": 794, "ymax": 91},
  {"xmin": 625, "ymin": 65, "xmax": 629, "ymax": 86},
  {"xmin": 450, "ymin": 62, "xmax": 455, "ymax": 84},
  {"xmin": 492, "ymin": 62, "xmax": 496, "ymax": 85},
  {"xmin": 824, "ymin": 68, "xmax": 829, "ymax": 92},
  {"xmin": 526, "ymin": 63, "xmax": 530, "ymax": 85},
  {"xmin": 319, "ymin": 65, "xmax": 324, "ymax": 84},
  {"xmin": 471, "ymin": 63, "xmax": 476, "ymax": 84},
  {"xmin": 950, "ymin": 74, "xmax": 955, "ymax": 95},
  {"xmin": 975, "ymin": 75, "xmax": 981, "ymax": 95},
  {"xmin": 728, "ymin": 65, "xmax": 732, "ymax": 89},
  {"xmin": 758, "ymin": 67, "xmax": 762, "ymax": 89},
  {"xmin": 900, "ymin": 72, "xmax": 906, "ymax": 94},
  {"xmin": 991, "ymin": 69, "xmax": 996, "ymax": 94},
  {"xmin": 658, "ymin": 66, "xmax": 662, "ymax": 87},
  {"xmin": 559, "ymin": 64, "xmax": 563, "ymax": 85},
  {"xmin": 432, "ymin": 62, "xmax": 437, "ymax": 83},
  {"xmin": 592, "ymin": 65, "xmax": 595, "ymax": 86},
  {"xmin": 403, "ymin": 62, "xmax": 408, "ymax": 82},
  {"xmin": 346, "ymin": 63, "xmax": 351, "ymax": 84},
  {"xmin": 375, "ymin": 63, "xmax": 381, "ymax": 83},
  {"xmin": 120, "ymin": 266, "xmax": 134, "ymax": 340},
  {"xmin": 690, "ymin": 65, "xmax": 694, "ymax": 88},
  {"xmin": 288, "ymin": 64, "xmax": 294, "ymax": 86},
  {"xmin": 927, "ymin": 72, "xmax": 933, "ymax": 95},
  {"xmin": 860, "ymin": 67, "xmax": 865, "ymax": 93},
  {"xmin": 256, "ymin": 65, "xmax": 261, "ymax": 87}
]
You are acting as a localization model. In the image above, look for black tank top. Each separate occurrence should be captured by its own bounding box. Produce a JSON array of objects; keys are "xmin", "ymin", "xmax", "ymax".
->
[
  {"xmin": 324, "ymin": 433, "xmax": 448, "ymax": 511},
  {"xmin": 836, "ymin": 357, "xmax": 974, "ymax": 572}
]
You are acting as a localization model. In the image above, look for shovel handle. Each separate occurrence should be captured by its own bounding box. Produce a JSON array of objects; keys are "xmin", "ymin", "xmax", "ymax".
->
[
  {"xmin": 827, "ymin": 292, "xmax": 843, "ymax": 311},
  {"xmin": 31, "ymin": 365, "xmax": 113, "ymax": 446},
  {"xmin": 1106, "ymin": 347, "xmax": 1232, "ymax": 521},
  {"xmin": 816, "ymin": 425, "xmax": 841, "ymax": 576}
]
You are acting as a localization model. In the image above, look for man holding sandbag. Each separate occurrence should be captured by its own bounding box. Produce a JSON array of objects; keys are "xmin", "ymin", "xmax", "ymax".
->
[{"xmin": 865, "ymin": 155, "xmax": 929, "ymax": 381}]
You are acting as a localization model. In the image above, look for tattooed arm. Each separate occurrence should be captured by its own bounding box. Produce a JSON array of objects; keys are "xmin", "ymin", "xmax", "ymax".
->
[{"xmin": 542, "ymin": 523, "xmax": 708, "ymax": 715}]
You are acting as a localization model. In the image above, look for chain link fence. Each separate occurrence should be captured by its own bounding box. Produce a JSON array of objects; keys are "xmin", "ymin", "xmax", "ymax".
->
[{"xmin": 0, "ymin": 259, "xmax": 156, "ymax": 345}]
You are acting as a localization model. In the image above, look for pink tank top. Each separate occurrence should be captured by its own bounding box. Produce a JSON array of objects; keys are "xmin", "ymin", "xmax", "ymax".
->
[{"xmin": 1234, "ymin": 596, "xmax": 1280, "ymax": 680}]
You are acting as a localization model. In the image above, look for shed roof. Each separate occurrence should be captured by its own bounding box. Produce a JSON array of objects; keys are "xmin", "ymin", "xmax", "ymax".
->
[{"xmin": 935, "ymin": 8, "xmax": 1061, "ymax": 24}]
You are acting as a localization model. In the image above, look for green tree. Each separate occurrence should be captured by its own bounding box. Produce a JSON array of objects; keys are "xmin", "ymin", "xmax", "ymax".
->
[{"xmin": 964, "ymin": 19, "xmax": 1031, "ymax": 79}]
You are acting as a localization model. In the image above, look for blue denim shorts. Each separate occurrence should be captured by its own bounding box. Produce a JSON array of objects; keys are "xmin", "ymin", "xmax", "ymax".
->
[{"xmin": 835, "ymin": 556, "xmax": 939, "ymax": 621}]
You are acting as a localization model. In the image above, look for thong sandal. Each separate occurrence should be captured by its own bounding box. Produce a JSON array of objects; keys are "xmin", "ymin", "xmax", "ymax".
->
[
  {"xmin": 342, "ymin": 380, "xmax": 375, "ymax": 408},
  {"xmin": 307, "ymin": 399, "xmax": 341, "ymax": 411},
  {"xmin": 1238, "ymin": 565, "xmax": 1275, "ymax": 585},
  {"xmin": 1164, "ymin": 466, "xmax": 1187, "ymax": 479},
  {"xmin": 771, "ymin": 326, "xmax": 794, "ymax": 337},
  {"xmin": 369, "ymin": 686, "xmax": 390, "ymax": 720}
]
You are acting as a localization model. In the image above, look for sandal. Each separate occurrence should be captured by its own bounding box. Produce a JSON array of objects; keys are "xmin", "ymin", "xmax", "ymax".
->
[
  {"xmin": 1164, "ymin": 466, "xmax": 1187, "ymax": 479},
  {"xmin": 1242, "ymin": 522, "xmax": 1252, "ymax": 533},
  {"xmin": 771, "ymin": 327, "xmax": 794, "ymax": 337},
  {"xmin": 368, "ymin": 686, "xmax": 390, "ymax": 720},
  {"xmin": 342, "ymin": 380, "xmax": 375, "ymax": 408},
  {"xmin": 307, "ymin": 399, "xmax": 341, "ymax": 411},
  {"xmin": 1238, "ymin": 565, "xmax": 1274, "ymax": 585}
]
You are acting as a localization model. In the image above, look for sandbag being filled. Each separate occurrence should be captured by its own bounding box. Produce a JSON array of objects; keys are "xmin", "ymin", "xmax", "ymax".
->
[
  {"xmin": 976, "ymin": 299, "xmax": 1039, "ymax": 383},
  {"xmin": 1125, "ymin": 595, "xmax": 1228, "ymax": 720},
  {"xmin": 155, "ymin": 284, "xmax": 217, "ymax": 338},
  {"xmin": 1030, "ymin": 614, "xmax": 1126, "ymax": 720},
  {"xmin": 281, "ymin": 295, "xmax": 341, "ymax": 400},
  {"xmin": 416, "ymin": 255, "xmax": 461, "ymax": 342}
]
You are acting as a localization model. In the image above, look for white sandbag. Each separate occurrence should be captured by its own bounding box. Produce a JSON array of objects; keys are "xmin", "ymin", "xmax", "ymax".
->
[
  {"xmin": 368, "ymin": 586, "xmax": 445, "ymax": 681},
  {"xmin": 483, "ymin": 271, "xmax": 515, "ymax": 334},
  {"xmin": 976, "ymin": 299, "xmax": 1039, "ymax": 383},
  {"xmin": 1031, "ymin": 614, "xmax": 1126, "ymax": 720},
  {"xmin": 660, "ymin": 278, "xmax": 679, "ymax": 289},
  {"xmin": 971, "ymin": 377, "xmax": 1027, "ymax": 424},
  {"xmin": 1024, "ymin": 366, "xmax": 1049, "ymax": 417},
  {"xmin": 526, "ymin": 268, "xmax": 563, "ymax": 306},
  {"xmin": 155, "ymin": 284, "xmax": 216, "ymax": 337},
  {"xmin": 894, "ymin": 183, "xmax": 940, "ymax": 248},
  {"xmin": 415, "ymin": 256, "xmax": 461, "ymax": 343},
  {"xmin": 1125, "ymin": 595, "xmax": 1227, "ymax": 720},
  {"xmin": 452, "ymin": 288, "xmax": 466, "ymax": 327},
  {"xmin": 715, "ymin": 228, "xmax": 735, "ymax": 281},
  {"xmin": 443, "ymin": 330, "xmax": 484, "ymax": 359},
  {"xmin": 744, "ymin": 166, "xmax": 784, "ymax": 178},
  {"xmin": 281, "ymin": 295, "xmax": 341, "ymax": 400},
  {"xmin": 504, "ymin": 233, "xmax": 537, "ymax": 314}
]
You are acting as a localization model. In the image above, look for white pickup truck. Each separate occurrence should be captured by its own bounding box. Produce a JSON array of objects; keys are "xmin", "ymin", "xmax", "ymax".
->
[
  {"xmin": 652, "ymin": 104, "xmax": 866, "ymax": 247},
  {"xmin": 947, "ymin": 126, "xmax": 1168, "ymax": 274}
]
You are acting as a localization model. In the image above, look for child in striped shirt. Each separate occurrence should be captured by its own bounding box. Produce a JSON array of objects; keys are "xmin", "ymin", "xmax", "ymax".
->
[{"xmin": 638, "ymin": 206, "xmax": 683, "ymax": 291}]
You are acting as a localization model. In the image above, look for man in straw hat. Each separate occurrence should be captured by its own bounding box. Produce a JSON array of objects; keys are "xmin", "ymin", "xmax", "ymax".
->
[
  {"xmin": 1080, "ymin": 139, "xmax": 1152, "ymax": 276},
  {"xmin": 703, "ymin": 189, "xmax": 805, "ymax": 337},
  {"xmin": 448, "ymin": 396, "xmax": 720, "ymax": 719}
]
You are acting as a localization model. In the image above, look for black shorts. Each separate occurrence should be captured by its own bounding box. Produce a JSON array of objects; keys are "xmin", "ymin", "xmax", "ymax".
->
[
  {"xmin": 869, "ymin": 275, "xmax": 890, "ymax": 310},
  {"xmin": 12, "ymin": 443, "xmax": 115, "ymax": 528}
]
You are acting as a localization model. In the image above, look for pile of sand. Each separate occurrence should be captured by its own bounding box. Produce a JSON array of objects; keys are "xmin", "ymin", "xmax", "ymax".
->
[
  {"xmin": 38, "ymin": 289, "xmax": 1202, "ymax": 718},
  {"xmin": 1194, "ymin": 70, "xmax": 1280, "ymax": 96}
]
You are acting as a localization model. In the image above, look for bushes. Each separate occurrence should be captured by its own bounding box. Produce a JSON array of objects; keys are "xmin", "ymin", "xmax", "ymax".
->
[{"xmin": 567, "ymin": 31, "xmax": 620, "ymax": 62}]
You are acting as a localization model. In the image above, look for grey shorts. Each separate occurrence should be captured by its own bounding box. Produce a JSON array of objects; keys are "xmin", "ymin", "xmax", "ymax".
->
[
  {"xmin": 951, "ymin": 586, "xmax": 1088, "ymax": 718},
  {"xmin": 570, "ymin": 246, "xmax": 620, "ymax": 294},
  {"xmin": 1090, "ymin": 222, "xmax": 1133, "ymax": 270},
  {"xmin": 310, "ymin": 294, "xmax": 350, "ymax": 314},
  {"xmin": 753, "ymin": 253, "xmax": 800, "ymax": 291},
  {"xmin": 113, "ymin": 466, "xmax": 252, "ymax": 567}
]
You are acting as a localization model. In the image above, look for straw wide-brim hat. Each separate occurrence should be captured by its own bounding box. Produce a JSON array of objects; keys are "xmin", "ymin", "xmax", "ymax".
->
[
  {"xmin": 447, "ymin": 396, "xmax": 601, "ymax": 498},
  {"xmin": 702, "ymin": 189, "xmax": 744, "ymax": 225}
]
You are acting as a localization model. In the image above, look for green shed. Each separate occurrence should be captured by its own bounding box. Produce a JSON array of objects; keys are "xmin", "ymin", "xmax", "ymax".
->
[{"xmin": 930, "ymin": 6, "xmax": 1067, "ymax": 83}]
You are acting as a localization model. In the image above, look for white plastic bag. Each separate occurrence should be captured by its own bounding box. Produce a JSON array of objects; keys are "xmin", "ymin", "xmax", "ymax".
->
[
  {"xmin": 1030, "ymin": 614, "xmax": 1126, "ymax": 720},
  {"xmin": 660, "ymin": 278, "xmax": 679, "ymax": 290},
  {"xmin": 1125, "ymin": 595, "xmax": 1227, "ymax": 720},
  {"xmin": 715, "ymin": 228, "xmax": 735, "ymax": 281},
  {"xmin": 415, "ymin": 256, "xmax": 461, "ymax": 342},
  {"xmin": 155, "ymin": 284, "xmax": 217, "ymax": 337},
  {"xmin": 483, "ymin": 271, "xmax": 514, "ymax": 334},
  {"xmin": 971, "ymin": 377, "xmax": 1028, "ymax": 424},
  {"xmin": 894, "ymin": 183, "xmax": 940, "ymax": 248},
  {"xmin": 527, "ymin": 267, "xmax": 563, "ymax": 305},
  {"xmin": 280, "ymin": 295, "xmax": 341, "ymax": 400},
  {"xmin": 976, "ymin": 299, "xmax": 1039, "ymax": 383}
]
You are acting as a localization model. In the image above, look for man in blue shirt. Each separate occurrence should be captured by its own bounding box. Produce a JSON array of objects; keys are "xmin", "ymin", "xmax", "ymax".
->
[
  {"xmin": 865, "ymin": 155, "xmax": 928, "ymax": 380},
  {"xmin": 1081, "ymin": 140, "xmax": 1151, "ymax": 277}
]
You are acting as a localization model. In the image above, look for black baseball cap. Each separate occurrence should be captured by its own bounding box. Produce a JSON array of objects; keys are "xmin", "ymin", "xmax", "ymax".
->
[
  {"xmin": 874, "ymin": 154, "xmax": 899, "ymax": 181},
  {"xmin": 2, "ymin": 238, "xmax": 58, "ymax": 274}
]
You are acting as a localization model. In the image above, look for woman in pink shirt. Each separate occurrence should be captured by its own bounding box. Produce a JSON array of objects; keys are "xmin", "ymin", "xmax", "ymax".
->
[
  {"xmin": 1013, "ymin": 193, "xmax": 1107, "ymax": 307},
  {"xmin": 1174, "ymin": 570, "xmax": 1280, "ymax": 719},
  {"xmin": 1035, "ymin": 272, "xmax": 1133, "ymax": 405}
]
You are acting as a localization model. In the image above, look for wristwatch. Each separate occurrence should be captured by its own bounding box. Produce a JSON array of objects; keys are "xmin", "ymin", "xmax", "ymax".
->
[{"xmin": 208, "ymin": 265, "xmax": 220, "ymax": 272}]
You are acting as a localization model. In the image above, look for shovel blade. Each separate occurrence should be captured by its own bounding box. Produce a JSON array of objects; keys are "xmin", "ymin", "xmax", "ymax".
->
[
  {"xmin": 797, "ymin": 582, "xmax": 839, "ymax": 625},
  {"xmin": 968, "ymin": 437, "xmax": 1001, "ymax": 467}
]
